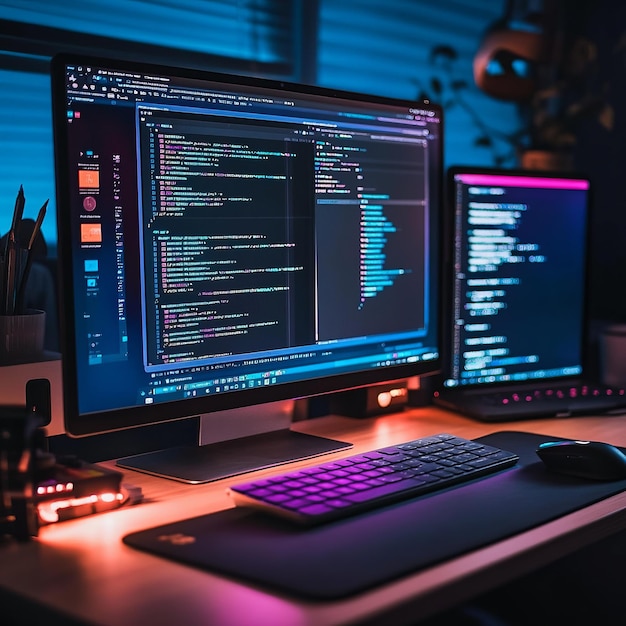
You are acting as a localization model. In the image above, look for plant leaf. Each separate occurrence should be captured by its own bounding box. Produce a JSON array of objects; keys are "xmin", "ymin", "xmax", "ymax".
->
[{"xmin": 475, "ymin": 135, "xmax": 493, "ymax": 147}]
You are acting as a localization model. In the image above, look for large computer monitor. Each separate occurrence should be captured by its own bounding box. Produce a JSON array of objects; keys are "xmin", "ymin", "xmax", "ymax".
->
[{"xmin": 51, "ymin": 54, "xmax": 444, "ymax": 483}]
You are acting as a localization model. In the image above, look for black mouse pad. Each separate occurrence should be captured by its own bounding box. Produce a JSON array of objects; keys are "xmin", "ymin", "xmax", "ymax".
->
[{"xmin": 123, "ymin": 430, "xmax": 626, "ymax": 600}]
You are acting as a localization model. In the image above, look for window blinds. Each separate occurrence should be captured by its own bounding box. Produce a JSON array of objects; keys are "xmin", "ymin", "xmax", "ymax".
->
[{"xmin": 0, "ymin": 0, "xmax": 293, "ymax": 65}]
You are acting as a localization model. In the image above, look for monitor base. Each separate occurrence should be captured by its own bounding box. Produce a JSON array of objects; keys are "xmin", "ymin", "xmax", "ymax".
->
[{"xmin": 116, "ymin": 429, "xmax": 352, "ymax": 484}]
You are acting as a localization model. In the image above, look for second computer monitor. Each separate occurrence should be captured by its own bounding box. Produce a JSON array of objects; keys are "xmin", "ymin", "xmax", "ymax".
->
[{"xmin": 442, "ymin": 166, "xmax": 591, "ymax": 389}]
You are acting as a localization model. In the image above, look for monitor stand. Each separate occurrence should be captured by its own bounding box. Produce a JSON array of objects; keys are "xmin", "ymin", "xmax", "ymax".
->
[{"xmin": 116, "ymin": 400, "xmax": 352, "ymax": 484}]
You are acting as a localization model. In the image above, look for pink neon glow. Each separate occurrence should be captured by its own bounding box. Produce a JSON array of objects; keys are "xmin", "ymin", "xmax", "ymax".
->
[
  {"xmin": 36, "ymin": 492, "xmax": 124, "ymax": 523},
  {"xmin": 457, "ymin": 173, "xmax": 589, "ymax": 190}
]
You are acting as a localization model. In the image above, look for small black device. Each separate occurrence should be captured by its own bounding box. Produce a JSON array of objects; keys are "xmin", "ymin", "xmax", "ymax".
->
[
  {"xmin": 25, "ymin": 378, "xmax": 51, "ymax": 426},
  {"xmin": 434, "ymin": 166, "xmax": 626, "ymax": 421},
  {"xmin": 329, "ymin": 380, "xmax": 409, "ymax": 417},
  {"xmin": 1, "ymin": 379, "xmax": 127, "ymax": 540},
  {"xmin": 34, "ymin": 456, "xmax": 125, "ymax": 525},
  {"xmin": 536, "ymin": 439, "xmax": 626, "ymax": 481}
]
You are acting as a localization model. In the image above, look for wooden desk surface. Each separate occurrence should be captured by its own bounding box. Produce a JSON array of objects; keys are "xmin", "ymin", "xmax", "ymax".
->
[{"xmin": 1, "ymin": 407, "xmax": 625, "ymax": 626}]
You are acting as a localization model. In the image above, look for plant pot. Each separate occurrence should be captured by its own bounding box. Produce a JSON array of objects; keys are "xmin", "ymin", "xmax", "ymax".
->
[{"xmin": 520, "ymin": 149, "xmax": 574, "ymax": 171}]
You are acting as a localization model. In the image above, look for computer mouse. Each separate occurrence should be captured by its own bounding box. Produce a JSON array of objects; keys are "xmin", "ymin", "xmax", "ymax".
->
[{"xmin": 536, "ymin": 439, "xmax": 626, "ymax": 481}]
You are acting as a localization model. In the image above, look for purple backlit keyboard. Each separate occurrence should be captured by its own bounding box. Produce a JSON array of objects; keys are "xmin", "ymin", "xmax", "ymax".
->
[{"xmin": 227, "ymin": 433, "xmax": 519, "ymax": 525}]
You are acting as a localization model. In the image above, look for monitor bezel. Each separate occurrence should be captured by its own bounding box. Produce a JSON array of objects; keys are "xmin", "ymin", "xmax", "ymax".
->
[{"xmin": 52, "ymin": 53, "xmax": 444, "ymax": 438}]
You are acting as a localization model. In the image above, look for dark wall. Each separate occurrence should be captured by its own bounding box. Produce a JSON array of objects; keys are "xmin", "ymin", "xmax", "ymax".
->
[{"xmin": 571, "ymin": 0, "xmax": 626, "ymax": 323}]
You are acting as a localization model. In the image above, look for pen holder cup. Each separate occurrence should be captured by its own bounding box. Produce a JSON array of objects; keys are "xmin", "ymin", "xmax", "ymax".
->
[{"xmin": 0, "ymin": 309, "xmax": 46, "ymax": 365}]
